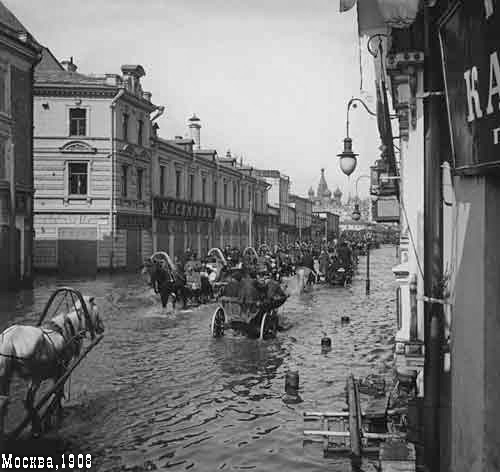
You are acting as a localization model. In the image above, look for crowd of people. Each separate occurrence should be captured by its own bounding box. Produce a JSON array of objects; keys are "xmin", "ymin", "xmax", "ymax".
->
[{"xmin": 171, "ymin": 234, "xmax": 372, "ymax": 285}]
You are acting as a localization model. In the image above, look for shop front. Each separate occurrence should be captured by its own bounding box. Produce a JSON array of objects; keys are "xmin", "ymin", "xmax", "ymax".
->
[
  {"xmin": 153, "ymin": 197, "xmax": 215, "ymax": 260},
  {"xmin": 116, "ymin": 213, "xmax": 152, "ymax": 271},
  {"xmin": 439, "ymin": 3, "xmax": 500, "ymax": 469}
]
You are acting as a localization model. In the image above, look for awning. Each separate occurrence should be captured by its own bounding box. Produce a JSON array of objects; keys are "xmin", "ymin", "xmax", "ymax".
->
[{"xmin": 340, "ymin": 0, "xmax": 422, "ymax": 36}]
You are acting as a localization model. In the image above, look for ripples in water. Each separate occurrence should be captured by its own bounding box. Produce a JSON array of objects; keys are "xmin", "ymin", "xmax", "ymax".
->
[{"xmin": 1, "ymin": 247, "xmax": 398, "ymax": 471}]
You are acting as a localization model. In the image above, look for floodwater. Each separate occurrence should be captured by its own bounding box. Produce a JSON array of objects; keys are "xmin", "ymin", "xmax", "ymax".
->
[{"xmin": 1, "ymin": 245, "xmax": 398, "ymax": 471}]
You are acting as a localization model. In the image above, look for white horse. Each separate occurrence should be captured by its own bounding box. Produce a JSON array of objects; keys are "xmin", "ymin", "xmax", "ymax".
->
[{"xmin": 0, "ymin": 295, "xmax": 104, "ymax": 438}]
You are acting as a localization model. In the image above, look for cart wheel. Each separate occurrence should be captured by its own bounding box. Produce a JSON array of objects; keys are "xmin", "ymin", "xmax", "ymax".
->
[
  {"xmin": 259, "ymin": 312, "xmax": 278, "ymax": 340},
  {"xmin": 211, "ymin": 307, "xmax": 225, "ymax": 337}
]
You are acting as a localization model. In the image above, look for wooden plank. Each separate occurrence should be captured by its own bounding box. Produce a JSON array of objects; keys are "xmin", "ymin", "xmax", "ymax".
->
[
  {"xmin": 304, "ymin": 430, "xmax": 350, "ymax": 437},
  {"xmin": 304, "ymin": 411, "xmax": 349, "ymax": 418},
  {"xmin": 348, "ymin": 374, "xmax": 362, "ymax": 457}
]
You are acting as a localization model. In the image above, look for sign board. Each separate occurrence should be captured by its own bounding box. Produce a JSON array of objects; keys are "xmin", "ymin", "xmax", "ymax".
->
[
  {"xmin": 440, "ymin": 1, "xmax": 500, "ymax": 174},
  {"xmin": 153, "ymin": 197, "xmax": 216, "ymax": 221},
  {"xmin": 372, "ymin": 196, "xmax": 400, "ymax": 223},
  {"xmin": 116, "ymin": 213, "xmax": 152, "ymax": 229}
]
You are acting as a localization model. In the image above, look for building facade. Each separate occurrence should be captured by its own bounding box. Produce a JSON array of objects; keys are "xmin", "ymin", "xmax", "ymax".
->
[
  {"xmin": 151, "ymin": 136, "xmax": 216, "ymax": 259},
  {"xmin": 33, "ymin": 52, "xmax": 160, "ymax": 274},
  {"xmin": 151, "ymin": 118, "xmax": 269, "ymax": 258},
  {"xmin": 289, "ymin": 194, "xmax": 312, "ymax": 240},
  {"xmin": 311, "ymin": 211, "xmax": 339, "ymax": 243},
  {"xmin": 0, "ymin": 5, "xmax": 41, "ymax": 289},
  {"xmin": 253, "ymin": 169, "xmax": 291, "ymax": 244}
]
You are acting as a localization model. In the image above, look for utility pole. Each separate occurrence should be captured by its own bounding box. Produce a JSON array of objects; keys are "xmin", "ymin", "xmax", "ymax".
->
[{"xmin": 248, "ymin": 185, "xmax": 253, "ymax": 247}]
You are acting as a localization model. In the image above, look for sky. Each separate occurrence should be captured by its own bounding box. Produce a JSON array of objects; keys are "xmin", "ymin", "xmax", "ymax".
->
[{"xmin": 10, "ymin": 0, "xmax": 381, "ymax": 199}]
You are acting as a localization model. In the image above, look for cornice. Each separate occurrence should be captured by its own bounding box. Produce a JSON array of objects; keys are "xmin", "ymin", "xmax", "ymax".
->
[
  {"xmin": 34, "ymin": 86, "xmax": 117, "ymax": 99},
  {"xmin": 0, "ymin": 30, "xmax": 41, "ymax": 63}
]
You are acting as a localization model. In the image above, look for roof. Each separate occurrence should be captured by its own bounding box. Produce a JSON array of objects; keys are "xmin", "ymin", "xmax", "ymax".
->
[
  {"xmin": 0, "ymin": 1, "xmax": 28, "ymax": 34},
  {"xmin": 35, "ymin": 68, "xmax": 114, "ymax": 86},
  {"xmin": 36, "ymin": 47, "xmax": 64, "ymax": 72},
  {"xmin": 0, "ymin": 1, "xmax": 41, "ymax": 53}
]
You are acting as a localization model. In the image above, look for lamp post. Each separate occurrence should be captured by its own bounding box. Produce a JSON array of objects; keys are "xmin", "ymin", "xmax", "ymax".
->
[
  {"xmin": 351, "ymin": 174, "xmax": 371, "ymax": 222},
  {"xmin": 337, "ymin": 98, "xmax": 376, "ymax": 177}
]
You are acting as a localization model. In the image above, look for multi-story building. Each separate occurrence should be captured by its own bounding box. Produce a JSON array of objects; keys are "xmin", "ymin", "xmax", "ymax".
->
[
  {"xmin": 33, "ymin": 50, "xmax": 162, "ymax": 274},
  {"xmin": 151, "ymin": 134, "xmax": 216, "ymax": 259},
  {"xmin": 0, "ymin": 4, "xmax": 41, "ymax": 290},
  {"xmin": 311, "ymin": 211, "xmax": 340, "ymax": 243},
  {"xmin": 289, "ymin": 194, "xmax": 312, "ymax": 240},
  {"xmin": 217, "ymin": 150, "xmax": 269, "ymax": 249},
  {"xmin": 253, "ymin": 169, "xmax": 291, "ymax": 244},
  {"xmin": 152, "ymin": 116, "xmax": 269, "ymax": 258}
]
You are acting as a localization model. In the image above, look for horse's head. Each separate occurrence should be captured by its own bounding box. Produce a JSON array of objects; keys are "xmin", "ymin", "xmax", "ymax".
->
[{"xmin": 82, "ymin": 296, "xmax": 104, "ymax": 338}]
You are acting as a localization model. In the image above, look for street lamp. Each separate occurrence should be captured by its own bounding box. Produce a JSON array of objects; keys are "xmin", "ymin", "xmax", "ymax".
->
[
  {"xmin": 351, "ymin": 174, "xmax": 370, "ymax": 221},
  {"xmin": 338, "ymin": 98, "xmax": 376, "ymax": 177}
]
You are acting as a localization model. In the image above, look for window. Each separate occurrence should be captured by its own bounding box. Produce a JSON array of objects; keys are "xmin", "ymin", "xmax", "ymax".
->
[
  {"xmin": 0, "ymin": 140, "xmax": 5, "ymax": 179},
  {"xmin": 137, "ymin": 168, "xmax": 143, "ymax": 200},
  {"xmin": 223, "ymin": 182, "xmax": 228, "ymax": 207},
  {"xmin": 121, "ymin": 164, "xmax": 128, "ymax": 197},
  {"xmin": 213, "ymin": 179, "xmax": 218, "ymax": 205},
  {"xmin": 122, "ymin": 113, "xmax": 129, "ymax": 141},
  {"xmin": 175, "ymin": 170, "xmax": 182, "ymax": 199},
  {"xmin": 188, "ymin": 174, "xmax": 194, "ymax": 201},
  {"xmin": 248, "ymin": 189, "xmax": 252, "ymax": 208},
  {"xmin": 68, "ymin": 162, "xmax": 88, "ymax": 195},
  {"xmin": 0, "ymin": 70, "xmax": 6, "ymax": 113},
  {"xmin": 69, "ymin": 108, "xmax": 86, "ymax": 136},
  {"xmin": 138, "ymin": 120, "xmax": 144, "ymax": 146},
  {"xmin": 202, "ymin": 177, "xmax": 207, "ymax": 203},
  {"xmin": 233, "ymin": 184, "xmax": 237, "ymax": 208},
  {"xmin": 241, "ymin": 188, "xmax": 245, "ymax": 209},
  {"xmin": 160, "ymin": 165, "xmax": 166, "ymax": 196}
]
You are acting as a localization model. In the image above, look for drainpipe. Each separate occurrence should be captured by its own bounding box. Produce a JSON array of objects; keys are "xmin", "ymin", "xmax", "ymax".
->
[
  {"xmin": 109, "ymin": 88, "xmax": 125, "ymax": 271},
  {"xmin": 150, "ymin": 106, "xmax": 165, "ymax": 253},
  {"xmin": 423, "ymin": 4, "xmax": 448, "ymax": 471}
]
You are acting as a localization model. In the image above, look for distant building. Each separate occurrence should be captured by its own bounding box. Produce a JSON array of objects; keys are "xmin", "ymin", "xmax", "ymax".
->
[
  {"xmin": 252, "ymin": 169, "xmax": 292, "ymax": 244},
  {"xmin": 308, "ymin": 168, "xmax": 372, "ymax": 222},
  {"xmin": 215, "ymin": 149, "xmax": 269, "ymax": 250},
  {"xmin": 0, "ymin": 3, "xmax": 41, "ymax": 290},
  {"xmin": 311, "ymin": 211, "xmax": 340, "ymax": 243},
  {"xmin": 289, "ymin": 194, "xmax": 312, "ymax": 240}
]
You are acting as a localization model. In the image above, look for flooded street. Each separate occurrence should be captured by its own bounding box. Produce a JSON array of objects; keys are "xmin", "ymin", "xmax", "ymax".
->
[{"xmin": 1, "ymin": 246, "xmax": 398, "ymax": 471}]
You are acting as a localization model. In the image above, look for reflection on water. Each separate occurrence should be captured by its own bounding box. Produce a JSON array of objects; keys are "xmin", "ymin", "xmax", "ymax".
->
[{"xmin": 1, "ymin": 247, "xmax": 397, "ymax": 472}]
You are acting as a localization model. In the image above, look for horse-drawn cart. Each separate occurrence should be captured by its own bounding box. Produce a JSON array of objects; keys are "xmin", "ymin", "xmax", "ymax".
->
[
  {"xmin": 209, "ymin": 246, "xmax": 287, "ymax": 340},
  {"xmin": 210, "ymin": 297, "xmax": 279, "ymax": 340},
  {"xmin": 2, "ymin": 287, "xmax": 104, "ymax": 441}
]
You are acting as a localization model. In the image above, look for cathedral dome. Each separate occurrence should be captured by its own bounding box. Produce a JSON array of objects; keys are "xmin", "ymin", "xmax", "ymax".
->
[
  {"xmin": 334, "ymin": 186, "xmax": 342, "ymax": 198},
  {"xmin": 308, "ymin": 186, "xmax": 315, "ymax": 199},
  {"xmin": 317, "ymin": 168, "xmax": 332, "ymax": 199}
]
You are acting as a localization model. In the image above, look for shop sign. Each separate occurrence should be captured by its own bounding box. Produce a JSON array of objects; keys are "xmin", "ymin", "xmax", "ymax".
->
[
  {"xmin": 153, "ymin": 197, "xmax": 216, "ymax": 221},
  {"xmin": 117, "ymin": 213, "xmax": 152, "ymax": 229},
  {"xmin": 372, "ymin": 196, "xmax": 400, "ymax": 223},
  {"xmin": 440, "ymin": 1, "xmax": 500, "ymax": 174}
]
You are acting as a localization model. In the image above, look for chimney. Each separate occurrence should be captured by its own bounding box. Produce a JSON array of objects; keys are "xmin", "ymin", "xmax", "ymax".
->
[
  {"xmin": 188, "ymin": 114, "xmax": 201, "ymax": 150},
  {"xmin": 61, "ymin": 57, "xmax": 77, "ymax": 73}
]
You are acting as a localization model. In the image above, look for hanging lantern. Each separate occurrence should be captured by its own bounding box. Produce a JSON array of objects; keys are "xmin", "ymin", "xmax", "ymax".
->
[
  {"xmin": 337, "ymin": 137, "xmax": 358, "ymax": 177},
  {"xmin": 352, "ymin": 203, "xmax": 361, "ymax": 221},
  {"xmin": 377, "ymin": 0, "xmax": 422, "ymax": 28}
]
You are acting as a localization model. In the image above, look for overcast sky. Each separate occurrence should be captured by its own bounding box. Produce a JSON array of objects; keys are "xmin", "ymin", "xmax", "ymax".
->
[{"xmin": 10, "ymin": 0, "xmax": 380, "ymax": 199}]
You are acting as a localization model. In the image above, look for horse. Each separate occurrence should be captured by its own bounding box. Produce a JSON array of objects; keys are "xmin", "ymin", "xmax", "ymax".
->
[
  {"xmin": 146, "ymin": 259, "xmax": 188, "ymax": 309},
  {"xmin": 0, "ymin": 295, "xmax": 104, "ymax": 439}
]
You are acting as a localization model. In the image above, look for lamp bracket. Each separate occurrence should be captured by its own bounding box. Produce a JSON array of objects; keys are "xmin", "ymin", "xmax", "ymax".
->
[{"xmin": 416, "ymin": 91, "xmax": 444, "ymax": 99}]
